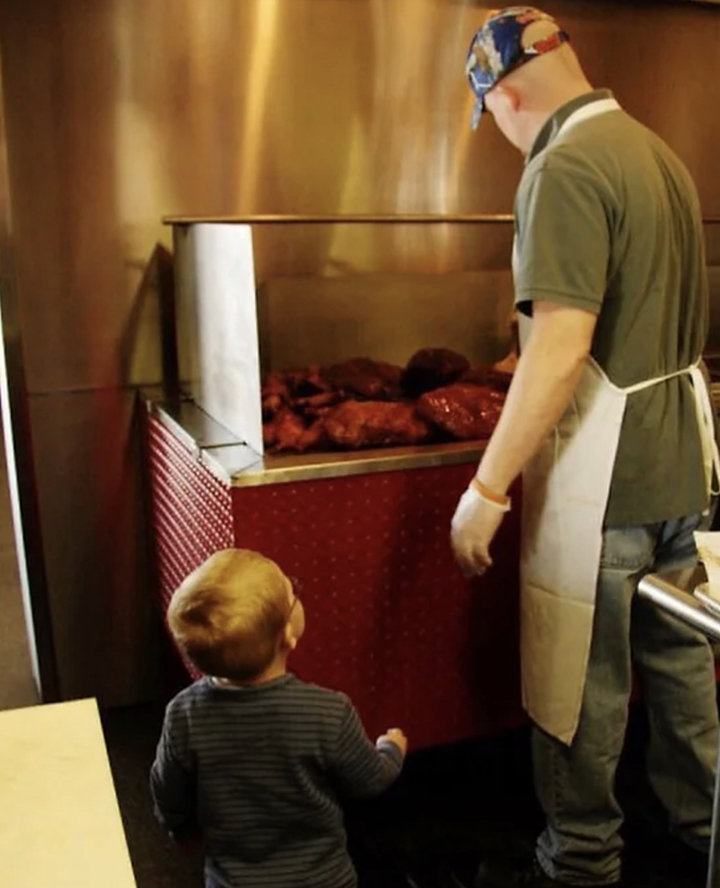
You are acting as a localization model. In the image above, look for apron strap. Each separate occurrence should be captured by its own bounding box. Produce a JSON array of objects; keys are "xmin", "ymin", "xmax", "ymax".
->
[
  {"xmin": 614, "ymin": 361, "xmax": 699, "ymax": 395},
  {"xmin": 602, "ymin": 358, "xmax": 719, "ymax": 498},
  {"xmin": 688, "ymin": 366, "xmax": 720, "ymax": 497}
]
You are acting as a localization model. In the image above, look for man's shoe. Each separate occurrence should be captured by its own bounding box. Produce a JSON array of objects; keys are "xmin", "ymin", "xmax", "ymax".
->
[{"xmin": 474, "ymin": 857, "xmax": 623, "ymax": 888}]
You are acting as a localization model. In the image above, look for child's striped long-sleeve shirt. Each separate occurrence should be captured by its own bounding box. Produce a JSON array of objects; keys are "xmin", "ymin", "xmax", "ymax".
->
[{"xmin": 150, "ymin": 673, "xmax": 403, "ymax": 888}]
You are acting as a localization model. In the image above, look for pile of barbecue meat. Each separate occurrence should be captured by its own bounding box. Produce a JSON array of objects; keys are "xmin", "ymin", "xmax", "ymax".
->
[{"xmin": 262, "ymin": 348, "xmax": 513, "ymax": 454}]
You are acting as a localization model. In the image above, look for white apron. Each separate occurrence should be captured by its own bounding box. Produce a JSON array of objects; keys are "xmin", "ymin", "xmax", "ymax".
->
[{"xmin": 516, "ymin": 98, "xmax": 720, "ymax": 745}]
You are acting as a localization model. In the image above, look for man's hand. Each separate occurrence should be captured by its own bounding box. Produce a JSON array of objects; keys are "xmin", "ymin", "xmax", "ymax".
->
[{"xmin": 451, "ymin": 486, "xmax": 507, "ymax": 576}]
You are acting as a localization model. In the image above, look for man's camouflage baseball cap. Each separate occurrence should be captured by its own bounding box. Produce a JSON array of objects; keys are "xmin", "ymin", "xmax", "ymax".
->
[{"xmin": 465, "ymin": 7, "xmax": 569, "ymax": 129}]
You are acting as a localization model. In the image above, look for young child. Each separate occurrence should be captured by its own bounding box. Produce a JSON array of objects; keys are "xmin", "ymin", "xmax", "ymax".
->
[{"xmin": 150, "ymin": 547, "xmax": 407, "ymax": 888}]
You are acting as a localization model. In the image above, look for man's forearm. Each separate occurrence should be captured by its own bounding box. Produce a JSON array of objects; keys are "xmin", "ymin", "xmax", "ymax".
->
[{"xmin": 476, "ymin": 304, "xmax": 596, "ymax": 495}]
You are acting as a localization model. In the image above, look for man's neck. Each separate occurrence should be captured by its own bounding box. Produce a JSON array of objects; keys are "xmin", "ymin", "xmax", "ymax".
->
[{"xmin": 522, "ymin": 84, "xmax": 596, "ymax": 156}]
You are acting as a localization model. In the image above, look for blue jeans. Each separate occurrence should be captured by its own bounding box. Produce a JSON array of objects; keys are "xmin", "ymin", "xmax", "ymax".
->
[{"xmin": 534, "ymin": 511, "xmax": 719, "ymax": 885}]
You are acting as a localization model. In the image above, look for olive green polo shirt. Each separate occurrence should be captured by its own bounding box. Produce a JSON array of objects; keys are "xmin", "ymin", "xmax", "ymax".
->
[{"xmin": 513, "ymin": 89, "xmax": 710, "ymax": 526}]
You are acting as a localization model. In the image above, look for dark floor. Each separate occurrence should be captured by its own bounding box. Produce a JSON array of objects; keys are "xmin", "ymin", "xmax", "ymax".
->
[{"xmin": 99, "ymin": 698, "xmax": 712, "ymax": 888}]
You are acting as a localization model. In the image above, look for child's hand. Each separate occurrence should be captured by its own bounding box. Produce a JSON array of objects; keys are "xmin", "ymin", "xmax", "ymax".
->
[{"xmin": 377, "ymin": 727, "xmax": 407, "ymax": 757}]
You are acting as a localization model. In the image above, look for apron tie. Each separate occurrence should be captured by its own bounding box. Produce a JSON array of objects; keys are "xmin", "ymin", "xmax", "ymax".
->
[{"xmin": 605, "ymin": 358, "xmax": 720, "ymax": 498}]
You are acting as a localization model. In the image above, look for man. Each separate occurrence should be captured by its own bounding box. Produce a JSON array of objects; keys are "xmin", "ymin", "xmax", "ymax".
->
[{"xmin": 451, "ymin": 7, "xmax": 720, "ymax": 888}]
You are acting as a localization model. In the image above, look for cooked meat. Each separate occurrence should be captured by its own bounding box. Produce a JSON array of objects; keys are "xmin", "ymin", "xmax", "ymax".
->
[
  {"xmin": 261, "ymin": 367, "xmax": 333, "ymax": 419},
  {"xmin": 293, "ymin": 390, "xmax": 345, "ymax": 419},
  {"xmin": 263, "ymin": 408, "xmax": 308, "ymax": 453},
  {"xmin": 262, "ymin": 394, "xmax": 283, "ymax": 418},
  {"xmin": 263, "ymin": 419, "xmax": 277, "ymax": 450},
  {"xmin": 284, "ymin": 365, "xmax": 329, "ymax": 397},
  {"xmin": 400, "ymin": 348, "xmax": 471, "ymax": 398},
  {"xmin": 263, "ymin": 408, "xmax": 333, "ymax": 454},
  {"xmin": 460, "ymin": 365, "xmax": 514, "ymax": 392},
  {"xmin": 262, "ymin": 371, "xmax": 291, "ymax": 398},
  {"xmin": 297, "ymin": 417, "xmax": 331, "ymax": 452},
  {"xmin": 323, "ymin": 400, "xmax": 432, "ymax": 449},
  {"xmin": 322, "ymin": 358, "xmax": 403, "ymax": 400},
  {"xmin": 261, "ymin": 371, "xmax": 291, "ymax": 418},
  {"xmin": 417, "ymin": 383, "xmax": 505, "ymax": 440},
  {"xmin": 262, "ymin": 353, "xmax": 510, "ymax": 454}
]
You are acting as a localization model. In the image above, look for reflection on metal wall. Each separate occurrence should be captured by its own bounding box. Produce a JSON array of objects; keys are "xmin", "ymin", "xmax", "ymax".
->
[
  {"xmin": 0, "ymin": 38, "xmax": 59, "ymax": 704},
  {"xmin": 0, "ymin": 0, "xmax": 719, "ymax": 702}
]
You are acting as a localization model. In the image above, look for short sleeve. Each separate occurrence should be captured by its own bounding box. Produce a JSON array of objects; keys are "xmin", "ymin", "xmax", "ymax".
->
[{"xmin": 514, "ymin": 162, "xmax": 611, "ymax": 317}]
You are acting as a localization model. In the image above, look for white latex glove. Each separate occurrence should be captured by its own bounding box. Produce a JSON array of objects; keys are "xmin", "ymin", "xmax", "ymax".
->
[{"xmin": 451, "ymin": 485, "xmax": 508, "ymax": 577}]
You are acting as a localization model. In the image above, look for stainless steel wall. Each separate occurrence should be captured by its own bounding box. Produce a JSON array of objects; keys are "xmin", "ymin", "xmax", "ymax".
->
[{"xmin": 0, "ymin": 0, "xmax": 718, "ymax": 703}]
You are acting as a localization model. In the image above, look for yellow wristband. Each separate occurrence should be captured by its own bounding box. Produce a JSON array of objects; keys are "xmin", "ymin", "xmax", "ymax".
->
[{"xmin": 471, "ymin": 477, "xmax": 511, "ymax": 511}]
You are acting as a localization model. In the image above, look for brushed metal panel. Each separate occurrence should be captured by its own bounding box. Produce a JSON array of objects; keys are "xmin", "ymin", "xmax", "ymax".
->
[
  {"xmin": 0, "ymin": 0, "xmax": 142, "ymax": 394},
  {"xmin": 706, "ymin": 223, "xmax": 720, "ymax": 267},
  {"xmin": 28, "ymin": 389, "xmax": 162, "ymax": 705},
  {"xmin": 258, "ymin": 269, "xmax": 514, "ymax": 370},
  {"xmin": 707, "ymin": 267, "xmax": 720, "ymax": 355},
  {"xmin": 0, "ymin": 29, "xmax": 59, "ymax": 703}
]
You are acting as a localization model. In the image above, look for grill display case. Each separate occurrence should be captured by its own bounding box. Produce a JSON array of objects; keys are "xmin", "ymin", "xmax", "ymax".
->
[{"xmin": 144, "ymin": 214, "xmax": 527, "ymax": 749}]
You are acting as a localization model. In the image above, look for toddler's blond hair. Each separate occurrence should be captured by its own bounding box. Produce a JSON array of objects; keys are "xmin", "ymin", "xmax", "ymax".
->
[{"xmin": 167, "ymin": 548, "xmax": 292, "ymax": 681}]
